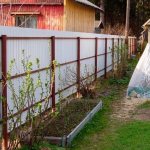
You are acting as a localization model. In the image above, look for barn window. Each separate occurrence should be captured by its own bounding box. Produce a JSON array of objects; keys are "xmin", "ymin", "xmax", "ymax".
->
[{"xmin": 15, "ymin": 15, "xmax": 37, "ymax": 28}]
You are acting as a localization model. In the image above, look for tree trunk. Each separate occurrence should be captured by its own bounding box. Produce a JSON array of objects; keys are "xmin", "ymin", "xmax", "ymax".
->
[
  {"xmin": 100, "ymin": 0, "xmax": 105, "ymax": 25},
  {"xmin": 125, "ymin": 0, "xmax": 130, "ymax": 39}
]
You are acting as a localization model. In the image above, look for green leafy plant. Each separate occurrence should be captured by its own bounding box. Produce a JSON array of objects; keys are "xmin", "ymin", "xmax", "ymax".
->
[
  {"xmin": 109, "ymin": 77, "xmax": 130, "ymax": 85},
  {"xmin": 2, "ymin": 50, "xmax": 57, "ymax": 150},
  {"xmin": 113, "ymin": 41, "xmax": 128, "ymax": 78}
]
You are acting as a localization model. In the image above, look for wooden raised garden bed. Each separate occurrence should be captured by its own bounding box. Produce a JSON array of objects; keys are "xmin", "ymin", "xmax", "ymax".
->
[{"xmin": 37, "ymin": 99, "xmax": 102, "ymax": 147}]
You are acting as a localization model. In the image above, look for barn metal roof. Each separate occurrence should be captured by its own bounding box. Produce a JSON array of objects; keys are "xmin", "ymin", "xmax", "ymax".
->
[{"xmin": 75, "ymin": 0, "xmax": 104, "ymax": 12}]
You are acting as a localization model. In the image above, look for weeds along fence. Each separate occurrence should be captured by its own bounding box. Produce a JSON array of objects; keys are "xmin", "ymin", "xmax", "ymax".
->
[{"xmin": 0, "ymin": 26, "xmax": 136, "ymax": 148}]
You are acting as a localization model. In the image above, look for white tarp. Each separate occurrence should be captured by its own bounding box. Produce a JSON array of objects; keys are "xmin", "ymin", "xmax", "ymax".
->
[{"xmin": 127, "ymin": 43, "xmax": 150, "ymax": 98}]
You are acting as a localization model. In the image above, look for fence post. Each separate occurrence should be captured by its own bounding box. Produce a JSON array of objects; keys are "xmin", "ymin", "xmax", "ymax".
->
[
  {"xmin": 112, "ymin": 38, "xmax": 114, "ymax": 72},
  {"xmin": 131, "ymin": 38, "xmax": 132, "ymax": 57},
  {"xmin": 95, "ymin": 38, "xmax": 98, "ymax": 80},
  {"xmin": 121, "ymin": 38, "xmax": 123, "ymax": 63},
  {"xmin": 124, "ymin": 38, "xmax": 127, "ymax": 59},
  {"xmin": 51, "ymin": 36, "xmax": 56, "ymax": 112},
  {"xmin": 77, "ymin": 37, "xmax": 80, "ymax": 98},
  {"xmin": 133, "ymin": 38, "xmax": 136, "ymax": 54},
  {"xmin": 134, "ymin": 38, "xmax": 137, "ymax": 54},
  {"xmin": 1, "ymin": 35, "xmax": 8, "ymax": 150},
  {"xmin": 104, "ymin": 38, "xmax": 107, "ymax": 78},
  {"xmin": 129, "ymin": 38, "xmax": 131, "ymax": 58},
  {"xmin": 131, "ymin": 38, "xmax": 133, "ymax": 56},
  {"xmin": 133, "ymin": 38, "xmax": 134, "ymax": 55},
  {"xmin": 117, "ymin": 38, "xmax": 120, "ymax": 69}
]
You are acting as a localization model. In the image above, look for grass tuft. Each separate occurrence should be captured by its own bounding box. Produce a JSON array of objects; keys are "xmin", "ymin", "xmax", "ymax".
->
[{"xmin": 138, "ymin": 101, "xmax": 150, "ymax": 109}]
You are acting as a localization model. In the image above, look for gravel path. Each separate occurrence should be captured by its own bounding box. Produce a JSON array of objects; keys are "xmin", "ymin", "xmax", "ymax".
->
[{"xmin": 111, "ymin": 97, "xmax": 149, "ymax": 121}]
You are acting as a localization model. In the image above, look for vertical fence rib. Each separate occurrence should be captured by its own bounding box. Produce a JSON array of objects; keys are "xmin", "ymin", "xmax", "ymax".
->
[
  {"xmin": 117, "ymin": 38, "xmax": 120, "ymax": 69},
  {"xmin": 51, "ymin": 36, "xmax": 56, "ymax": 111},
  {"xmin": 77, "ymin": 37, "xmax": 80, "ymax": 96},
  {"xmin": 124, "ymin": 38, "xmax": 127, "ymax": 59},
  {"xmin": 121, "ymin": 38, "xmax": 123, "ymax": 63},
  {"xmin": 135, "ymin": 38, "xmax": 137, "ymax": 54},
  {"xmin": 128, "ymin": 38, "xmax": 129, "ymax": 58},
  {"xmin": 95, "ymin": 38, "xmax": 98, "ymax": 80},
  {"xmin": 112, "ymin": 38, "xmax": 114, "ymax": 72},
  {"xmin": 104, "ymin": 38, "xmax": 107, "ymax": 78},
  {"xmin": 1, "ymin": 35, "xmax": 8, "ymax": 150},
  {"xmin": 133, "ymin": 38, "xmax": 135, "ymax": 54},
  {"xmin": 129, "ymin": 38, "xmax": 131, "ymax": 58},
  {"xmin": 133, "ymin": 38, "xmax": 134, "ymax": 54},
  {"xmin": 131, "ymin": 38, "xmax": 133, "ymax": 56}
]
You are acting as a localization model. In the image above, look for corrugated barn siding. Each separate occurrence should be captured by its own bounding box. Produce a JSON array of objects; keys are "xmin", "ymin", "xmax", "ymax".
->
[{"xmin": 1, "ymin": 5, "xmax": 64, "ymax": 30}]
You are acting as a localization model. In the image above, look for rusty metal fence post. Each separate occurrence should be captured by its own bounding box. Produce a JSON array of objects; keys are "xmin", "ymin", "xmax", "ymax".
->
[
  {"xmin": 51, "ymin": 36, "xmax": 56, "ymax": 112},
  {"xmin": 95, "ymin": 38, "xmax": 98, "ymax": 80},
  {"xmin": 1, "ymin": 35, "xmax": 8, "ymax": 150},
  {"xmin": 77, "ymin": 37, "xmax": 80, "ymax": 97}
]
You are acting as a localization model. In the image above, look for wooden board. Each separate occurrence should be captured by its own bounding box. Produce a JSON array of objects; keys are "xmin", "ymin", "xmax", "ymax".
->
[{"xmin": 65, "ymin": 0, "xmax": 95, "ymax": 33}]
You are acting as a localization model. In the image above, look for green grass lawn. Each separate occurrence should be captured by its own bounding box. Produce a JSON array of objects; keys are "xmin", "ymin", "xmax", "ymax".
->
[
  {"xmin": 113, "ymin": 121, "xmax": 150, "ymax": 150},
  {"xmin": 90, "ymin": 121, "xmax": 150, "ymax": 150}
]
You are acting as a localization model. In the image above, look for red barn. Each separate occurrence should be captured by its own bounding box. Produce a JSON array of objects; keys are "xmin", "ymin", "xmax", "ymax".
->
[{"xmin": 0, "ymin": 0, "xmax": 103, "ymax": 32}]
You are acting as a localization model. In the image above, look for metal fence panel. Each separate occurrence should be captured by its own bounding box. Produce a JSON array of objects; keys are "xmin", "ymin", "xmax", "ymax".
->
[{"xmin": 0, "ymin": 26, "xmax": 136, "ymax": 140}]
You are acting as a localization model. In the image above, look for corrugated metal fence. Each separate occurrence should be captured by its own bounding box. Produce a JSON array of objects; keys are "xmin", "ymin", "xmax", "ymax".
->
[{"xmin": 0, "ymin": 26, "xmax": 137, "ymax": 149}]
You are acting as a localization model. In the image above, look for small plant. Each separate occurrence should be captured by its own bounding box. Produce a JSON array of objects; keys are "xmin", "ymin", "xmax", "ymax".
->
[
  {"xmin": 109, "ymin": 77, "xmax": 129, "ymax": 85},
  {"xmin": 2, "ymin": 50, "xmax": 57, "ymax": 150},
  {"xmin": 102, "ymin": 24, "xmax": 133, "ymax": 35},
  {"xmin": 113, "ymin": 42, "xmax": 128, "ymax": 78}
]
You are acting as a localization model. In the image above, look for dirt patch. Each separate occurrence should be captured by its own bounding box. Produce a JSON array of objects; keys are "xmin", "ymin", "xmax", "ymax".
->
[
  {"xmin": 134, "ymin": 109, "xmax": 150, "ymax": 121},
  {"xmin": 111, "ymin": 97, "xmax": 148, "ymax": 121},
  {"xmin": 37, "ymin": 99, "xmax": 100, "ymax": 137}
]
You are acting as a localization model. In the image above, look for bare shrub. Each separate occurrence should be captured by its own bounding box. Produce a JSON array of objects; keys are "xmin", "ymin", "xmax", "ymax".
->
[
  {"xmin": 63, "ymin": 65, "xmax": 96, "ymax": 99},
  {"xmin": 102, "ymin": 24, "xmax": 133, "ymax": 35}
]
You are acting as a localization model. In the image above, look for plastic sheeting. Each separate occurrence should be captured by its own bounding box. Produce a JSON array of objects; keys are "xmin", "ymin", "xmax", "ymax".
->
[{"xmin": 127, "ymin": 43, "xmax": 150, "ymax": 98}]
